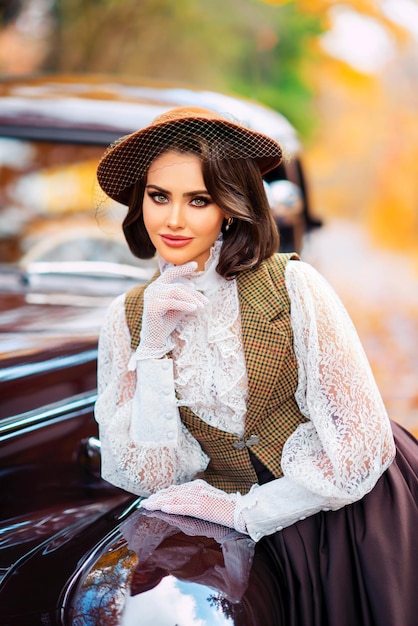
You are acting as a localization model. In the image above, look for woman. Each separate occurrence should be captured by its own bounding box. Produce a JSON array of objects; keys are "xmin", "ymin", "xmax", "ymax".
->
[{"xmin": 95, "ymin": 107, "xmax": 418, "ymax": 625}]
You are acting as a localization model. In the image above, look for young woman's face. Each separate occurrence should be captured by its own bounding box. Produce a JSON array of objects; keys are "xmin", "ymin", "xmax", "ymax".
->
[{"xmin": 142, "ymin": 150, "xmax": 226, "ymax": 270}]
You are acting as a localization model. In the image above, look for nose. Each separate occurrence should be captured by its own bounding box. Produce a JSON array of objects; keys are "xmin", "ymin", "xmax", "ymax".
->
[{"xmin": 166, "ymin": 202, "xmax": 185, "ymax": 229}]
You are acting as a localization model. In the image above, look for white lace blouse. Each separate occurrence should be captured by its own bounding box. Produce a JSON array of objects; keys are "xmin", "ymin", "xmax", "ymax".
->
[{"xmin": 95, "ymin": 247, "xmax": 395, "ymax": 542}]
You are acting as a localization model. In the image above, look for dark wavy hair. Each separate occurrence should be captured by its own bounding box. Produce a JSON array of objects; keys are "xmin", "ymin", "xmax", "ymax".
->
[{"xmin": 122, "ymin": 136, "xmax": 279, "ymax": 279}]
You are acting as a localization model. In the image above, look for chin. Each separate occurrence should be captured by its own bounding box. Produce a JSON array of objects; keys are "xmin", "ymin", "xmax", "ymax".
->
[{"xmin": 159, "ymin": 251, "xmax": 195, "ymax": 267}]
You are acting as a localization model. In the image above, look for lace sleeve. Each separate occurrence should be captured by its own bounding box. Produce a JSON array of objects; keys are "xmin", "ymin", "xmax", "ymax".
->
[
  {"xmin": 94, "ymin": 294, "xmax": 209, "ymax": 497},
  {"xmin": 237, "ymin": 261, "xmax": 396, "ymax": 541},
  {"xmin": 283, "ymin": 260, "xmax": 395, "ymax": 498}
]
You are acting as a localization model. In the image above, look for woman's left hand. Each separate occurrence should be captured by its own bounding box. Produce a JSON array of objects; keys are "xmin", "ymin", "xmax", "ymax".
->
[{"xmin": 141, "ymin": 479, "xmax": 247, "ymax": 533}]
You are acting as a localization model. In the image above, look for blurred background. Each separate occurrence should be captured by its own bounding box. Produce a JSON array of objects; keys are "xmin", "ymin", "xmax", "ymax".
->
[{"xmin": 0, "ymin": 0, "xmax": 417, "ymax": 433}]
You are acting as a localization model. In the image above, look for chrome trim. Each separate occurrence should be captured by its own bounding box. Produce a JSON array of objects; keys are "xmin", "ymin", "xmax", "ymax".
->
[
  {"xmin": 0, "ymin": 391, "xmax": 97, "ymax": 441},
  {"xmin": 0, "ymin": 349, "xmax": 98, "ymax": 383},
  {"xmin": 0, "ymin": 124, "xmax": 122, "ymax": 144},
  {"xmin": 117, "ymin": 497, "xmax": 144, "ymax": 521},
  {"xmin": 77, "ymin": 436, "xmax": 102, "ymax": 476},
  {"xmin": 83, "ymin": 436, "xmax": 101, "ymax": 455},
  {"xmin": 0, "ymin": 567, "xmax": 8, "ymax": 585},
  {"xmin": 24, "ymin": 261, "xmax": 154, "ymax": 282}
]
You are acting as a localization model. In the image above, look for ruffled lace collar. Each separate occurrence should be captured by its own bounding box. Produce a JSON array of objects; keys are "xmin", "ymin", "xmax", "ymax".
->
[{"xmin": 156, "ymin": 236, "xmax": 248, "ymax": 435}]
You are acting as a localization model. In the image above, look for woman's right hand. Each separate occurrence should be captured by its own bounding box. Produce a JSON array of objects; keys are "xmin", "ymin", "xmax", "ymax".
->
[{"xmin": 132, "ymin": 262, "xmax": 209, "ymax": 361}]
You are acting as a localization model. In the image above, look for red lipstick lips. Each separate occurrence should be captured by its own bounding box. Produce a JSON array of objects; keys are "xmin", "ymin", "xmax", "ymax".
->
[{"xmin": 160, "ymin": 235, "xmax": 193, "ymax": 247}]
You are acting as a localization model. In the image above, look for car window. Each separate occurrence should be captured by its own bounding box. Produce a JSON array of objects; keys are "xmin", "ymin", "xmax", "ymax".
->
[{"xmin": 0, "ymin": 138, "xmax": 139, "ymax": 268}]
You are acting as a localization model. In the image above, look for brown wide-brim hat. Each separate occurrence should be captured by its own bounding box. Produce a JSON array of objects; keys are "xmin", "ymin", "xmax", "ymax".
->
[{"xmin": 97, "ymin": 106, "xmax": 283, "ymax": 206}]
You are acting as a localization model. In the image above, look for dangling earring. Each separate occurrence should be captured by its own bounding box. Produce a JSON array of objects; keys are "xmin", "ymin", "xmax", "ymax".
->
[{"xmin": 225, "ymin": 217, "xmax": 233, "ymax": 231}]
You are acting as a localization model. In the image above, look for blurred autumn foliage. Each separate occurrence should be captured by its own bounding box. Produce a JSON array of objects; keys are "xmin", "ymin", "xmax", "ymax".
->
[{"xmin": 305, "ymin": 47, "xmax": 418, "ymax": 256}]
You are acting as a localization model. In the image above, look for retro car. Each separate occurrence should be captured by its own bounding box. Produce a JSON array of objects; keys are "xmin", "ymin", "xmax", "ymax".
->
[
  {"xmin": 0, "ymin": 73, "xmax": 318, "ymax": 266},
  {"xmin": 0, "ymin": 74, "xmax": 319, "ymax": 624}
]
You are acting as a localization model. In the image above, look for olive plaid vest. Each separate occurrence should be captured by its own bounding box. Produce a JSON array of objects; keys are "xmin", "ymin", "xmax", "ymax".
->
[{"xmin": 125, "ymin": 253, "xmax": 308, "ymax": 494}]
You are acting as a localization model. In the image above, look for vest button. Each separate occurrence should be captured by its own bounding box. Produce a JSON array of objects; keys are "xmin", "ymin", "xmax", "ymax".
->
[{"xmin": 232, "ymin": 435, "xmax": 260, "ymax": 450}]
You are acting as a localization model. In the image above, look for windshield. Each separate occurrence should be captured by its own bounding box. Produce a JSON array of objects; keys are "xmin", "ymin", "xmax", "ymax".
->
[{"xmin": 0, "ymin": 138, "xmax": 141, "ymax": 268}]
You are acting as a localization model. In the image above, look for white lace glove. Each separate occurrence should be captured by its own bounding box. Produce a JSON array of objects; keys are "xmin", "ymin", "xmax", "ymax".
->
[
  {"xmin": 141, "ymin": 479, "xmax": 248, "ymax": 534},
  {"xmin": 129, "ymin": 262, "xmax": 209, "ymax": 364},
  {"xmin": 140, "ymin": 509, "xmax": 236, "ymax": 541}
]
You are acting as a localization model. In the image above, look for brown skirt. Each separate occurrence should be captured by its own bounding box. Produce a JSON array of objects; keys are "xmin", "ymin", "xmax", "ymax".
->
[{"xmin": 251, "ymin": 421, "xmax": 418, "ymax": 626}]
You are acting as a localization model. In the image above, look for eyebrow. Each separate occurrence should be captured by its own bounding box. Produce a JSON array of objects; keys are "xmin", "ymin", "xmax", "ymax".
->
[{"xmin": 146, "ymin": 184, "xmax": 210, "ymax": 198}]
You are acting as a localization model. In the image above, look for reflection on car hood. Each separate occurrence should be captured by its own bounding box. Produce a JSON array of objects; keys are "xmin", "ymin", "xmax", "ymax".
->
[{"xmin": 0, "ymin": 497, "xmax": 284, "ymax": 625}]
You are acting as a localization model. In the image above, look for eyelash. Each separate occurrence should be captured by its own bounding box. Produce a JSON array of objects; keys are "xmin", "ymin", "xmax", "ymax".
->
[
  {"xmin": 191, "ymin": 196, "xmax": 211, "ymax": 207},
  {"xmin": 148, "ymin": 192, "xmax": 168, "ymax": 204},
  {"xmin": 147, "ymin": 193, "xmax": 212, "ymax": 207}
]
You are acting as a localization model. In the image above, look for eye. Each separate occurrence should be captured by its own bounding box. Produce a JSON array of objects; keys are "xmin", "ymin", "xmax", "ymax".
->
[
  {"xmin": 191, "ymin": 196, "xmax": 211, "ymax": 207},
  {"xmin": 148, "ymin": 192, "xmax": 168, "ymax": 204}
]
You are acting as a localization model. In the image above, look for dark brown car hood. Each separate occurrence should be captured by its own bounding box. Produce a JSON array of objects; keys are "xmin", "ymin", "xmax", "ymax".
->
[{"xmin": 0, "ymin": 278, "xmax": 108, "ymax": 419}]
